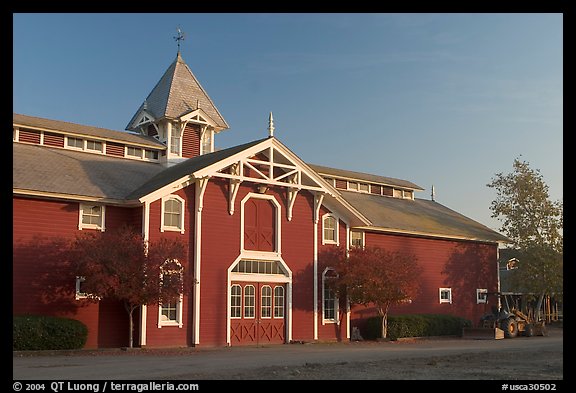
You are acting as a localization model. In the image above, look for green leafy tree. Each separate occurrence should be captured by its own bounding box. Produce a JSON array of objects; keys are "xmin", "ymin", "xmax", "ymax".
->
[
  {"xmin": 67, "ymin": 225, "xmax": 189, "ymax": 348},
  {"xmin": 487, "ymin": 158, "xmax": 563, "ymax": 319},
  {"xmin": 320, "ymin": 246, "xmax": 421, "ymax": 339}
]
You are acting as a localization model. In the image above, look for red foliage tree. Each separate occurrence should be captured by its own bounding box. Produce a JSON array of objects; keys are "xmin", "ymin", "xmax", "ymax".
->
[
  {"xmin": 67, "ymin": 225, "xmax": 189, "ymax": 348},
  {"xmin": 320, "ymin": 245, "xmax": 421, "ymax": 339}
]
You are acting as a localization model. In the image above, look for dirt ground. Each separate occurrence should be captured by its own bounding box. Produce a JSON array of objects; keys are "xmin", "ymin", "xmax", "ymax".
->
[
  {"xmin": 13, "ymin": 324, "xmax": 563, "ymax": 381},
  {"xmin": 182, "ymin": 341, "xmax": 563, "ymax": 380}
]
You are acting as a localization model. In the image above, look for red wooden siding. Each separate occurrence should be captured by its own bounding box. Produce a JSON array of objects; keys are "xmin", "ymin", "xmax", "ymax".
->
[
  {"xmin": 371, "ymin": 184, "xmax": 381, "ymax": 195},
  {"xmin": 145, "ymin": 186, "xmax": 195, "ymax": 347},
  {"xmin": 43, "ymin": 132, "xmax": 65, "ymax": 148},
  {"xmin": 182, "ymin": 124, "xmax": 200, "ymax": 158},
  {"xmin": 12, "ymin": 197, "xmax": 138, "ymax": 348},
  {"xmin": 335, "ymin": 179, "xmax": 347, "ymax": 189},
  {"xmin": 349, "ymin": 231, "xmax": 499, "ymax": 335},
  {"xmin": 382, "ymin": 186, "xmax": 393, "ymax": 196},
  {"xmin": 244, "ymin": 198, "xmax": 275, "ymax": 252},
  {"xmin": 198, "ymin": 179, "xmax": 319, "ymax": 346},
  {"xmin": 105, "ymin": 142, "xmax": 124, "ymax": 157},
  {"xmin": 315, "ymin": 208, "xmax": 347, "ymax": 341},
  {"xmin": 18, "ymin": 129, "xmax": 41, "ymax": 144}
]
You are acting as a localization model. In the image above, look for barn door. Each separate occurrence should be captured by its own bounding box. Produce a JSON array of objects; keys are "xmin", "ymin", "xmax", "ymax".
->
[{"xmin": 230, "ymin": 282, "xmax": 285, "ymax": 345}]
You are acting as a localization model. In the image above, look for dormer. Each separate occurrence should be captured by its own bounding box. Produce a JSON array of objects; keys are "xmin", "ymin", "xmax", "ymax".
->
[{"xmin": 126, "ymin": 51, "xmax": 229, "ymax": 165}]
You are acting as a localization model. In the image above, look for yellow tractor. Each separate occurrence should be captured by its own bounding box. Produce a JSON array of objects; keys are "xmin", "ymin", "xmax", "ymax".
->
[{"xmin": 463, "ymin": 293, "xmax": 548, "ymax": 339}]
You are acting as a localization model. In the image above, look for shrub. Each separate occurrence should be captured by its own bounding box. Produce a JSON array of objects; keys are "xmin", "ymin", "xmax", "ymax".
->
[
  {"xmin": 13, "ymin": 315, "xmax": 88, "ymax": 350},
  {"xmin": 364, "ymin": 314, "xmax": 471, "ymax": 340}
]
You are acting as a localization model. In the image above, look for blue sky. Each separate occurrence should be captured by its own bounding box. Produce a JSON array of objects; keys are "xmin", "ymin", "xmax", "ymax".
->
[{"xmin": 13, "ymin": 13, "xmax": 563, "ymax": 233}]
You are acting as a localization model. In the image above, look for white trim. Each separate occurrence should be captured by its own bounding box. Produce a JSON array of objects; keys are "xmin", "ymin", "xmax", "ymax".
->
[
  {"xmin": 78, "ymin": 203, "xmax": 106, "ymax": 231},
  {"xmin": 160, "ymin": 194, "xmax": 186, "ymax": 234},
  {"xmin": 142, "ymin": 202, "xmax": 150, "ymax": 242},
  {"xmin": 13, "ymin": 127, "xmax": 19, "ymax": 141},
  {"xmin": 157, "ymin": 294, "xmax": 184, "ymax": 328},
  {"xmin": 139, "ymin": 305, "xmax": 147, "ymax": 346},
  {"xmin": 439, "ymin": 287, "xmax": 452, "ymax": 304},
  {"xmin": 39, "ymin": 130, "xmax": 44, "ymax": 145},
  {"xmin": 476, "ymin": 288, "xmax": 488, "ymax": 304},
  {"xmin": 321, "ymin": 268, "xmax": 339, "ymax": 325},
  {"xmin": 313, "ymin": 193, "xmax": 323, "ymax": 340},
  {"xmin": 192, "ymin": 179, "xmax": 208, "ymax": 345},
  {"xmin": 240, "ymin": 193, "xmax": 282, "ymax": 256},
  {"xmin": 321, "ymin": 213, "xmax": 339, "ymax": 246}
]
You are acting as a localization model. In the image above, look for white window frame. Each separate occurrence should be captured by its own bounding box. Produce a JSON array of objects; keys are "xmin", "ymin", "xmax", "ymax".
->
[
  {"xmin": 322, "ymin": 268, "xmax": 339, "ymax": 324},
  {"xmin": 75, "ymin": 276, "xmax": 87, "ymax": 300},
  {"xmin": 230, "ymin": 284, "xmax": 242, "ymax": 319},
  {"xmin": 439, "ymin": 288, "xmax": 452, "ymax": 304},
  {"xmin": 260, "ymin": 285, "xmax": 273, "ymax": 319},
  {"xmin": 78, "ymin": 204, "xmax": 106, "ymax": 231},
  {"xmin": 125, "ymin": 145, "xmax": 144, "ymax": 159},
  {"xmin": 476, "ymin": 288, "xmax": 488, "ymax": 304},
  {"xmin": 244, "ymin": 284, "xmax": 256, "ymax": 319},
  {"xmin": 350, "ymin": 230, "xmax": 365, "ymax": 248},
  {"xmin": 161, "ymin": 195, "xmax": 185, "ymax": 234},
  {"xmin": 322, "ymin": 213, "xmax": 339, "ymax": 245},
  {"xmin": 85, "ymin": 139, "xmax": 104, "ymax": 153},
  {"xmin": 274, "ymin": 286, "xmax": 285, "ymax": 318},
  {"xmin": 358, "ymin": 183, "xmax": 370, "ymax": 193},
  {"xmin": 66, "ymin": 136, "xmax": 84, "ymax": 150},
  {"xmin": 347, "ymin": 181, "xmax": 359, "ymax": 191},
  {"xmin": 158, "ymin": 294, "xmax": 183, "ymax": 328}
]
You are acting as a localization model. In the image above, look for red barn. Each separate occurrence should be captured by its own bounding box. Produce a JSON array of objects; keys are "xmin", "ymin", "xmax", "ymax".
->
[{"xmin": 12, "ymin": 51, "xmax": 509, "ymax": 348}]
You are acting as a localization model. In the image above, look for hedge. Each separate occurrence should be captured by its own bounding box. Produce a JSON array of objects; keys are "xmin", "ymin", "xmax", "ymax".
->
[
  {"xmin": 364, "ymin": 314, "xmax": 471, "ymax": 340},
  {"xmin": 13, "ymin": 315, "xmax": 88, "ymax": 350}
]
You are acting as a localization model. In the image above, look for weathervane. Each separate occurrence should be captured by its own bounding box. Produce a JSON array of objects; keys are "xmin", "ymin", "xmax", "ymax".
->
[{"xmin": 173, "ymin": 27, "xmax": 186, "ymax": 53}]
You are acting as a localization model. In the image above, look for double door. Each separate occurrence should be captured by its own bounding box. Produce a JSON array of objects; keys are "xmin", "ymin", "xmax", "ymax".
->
[{"xmin": 230, "ymin": 282, "xmax": 285, "ymax": 345}]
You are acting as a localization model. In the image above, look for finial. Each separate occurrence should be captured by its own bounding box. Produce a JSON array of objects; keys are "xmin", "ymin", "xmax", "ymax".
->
[
  {"xmin": 268, "ymin": 112, "xmax": 275, "ymax": 138},
  {"xmin": 173, "ymin": 27, "xmax": 186, "ymax": 54},
  {"xmin": 143, "ymin": 100, "xmax": 148, "ymax": 110},
  {"xmin": 431, "ymin": 185, "xmax": 436, "ymax": 201}
]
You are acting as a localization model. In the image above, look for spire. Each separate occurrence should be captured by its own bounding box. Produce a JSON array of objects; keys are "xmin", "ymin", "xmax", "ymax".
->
[
  {"xmin": 268, "ymin": 112, "xmax": 275, "ymax": 138},
  {"xmin": 431, "ymin": 185, "xmax": 436, "ymax": 201}
]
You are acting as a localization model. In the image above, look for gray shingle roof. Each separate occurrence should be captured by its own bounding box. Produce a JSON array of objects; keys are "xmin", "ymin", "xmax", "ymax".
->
[
  {"xmin": 13, "ymin": 143, "xmax": 165, "ymax": 202},
  {"xmin": 13, "ymin": 113, "xmax": 165, "ymax": 149},
  {"xmin": 127, "ymin": 138, "xmax": 268, "ymax": 200},
  {"xmin": 308, "ymin": 163, "xmax": 424, "ymax": 190},
  {"xmin": 340, "ymin": 190, "xmax": 509, "ymax": 243},
  {"xmin": 126, "ymin": 52, "xmax": 229, "ymax": 131}
]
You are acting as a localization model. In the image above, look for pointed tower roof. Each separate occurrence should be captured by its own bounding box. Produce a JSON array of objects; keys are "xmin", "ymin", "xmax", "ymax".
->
[{"xmin": 126, "ymin": 52, "xmax": 229, "ymax": 131}]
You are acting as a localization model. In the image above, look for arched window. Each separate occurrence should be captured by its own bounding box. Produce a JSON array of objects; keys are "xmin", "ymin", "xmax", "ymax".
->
[
  {"xmin": 322, "ymin": 268, "xmax": 339, "ymax": 323},
  {"xmin": 322, "ymin": 213, "xmax": 339, "ymax": 245},
  {"xmin": 161, "ymin": 195, "xmax": 185, "ymax": 233},
  {"xmin": 158, "ymin": 259, "xmax": 184, "ymax": 328}
]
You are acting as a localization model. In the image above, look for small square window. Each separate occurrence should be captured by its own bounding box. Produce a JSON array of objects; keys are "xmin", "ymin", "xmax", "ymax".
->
[
  {"xmin": 127, "ymin": 146, "xmax": 142, "ymax": 158},
  {"xmin": 86, "ymin": 140, "xmax": 103, "ymax": 152},
  {"xmin": 79, "ymin": 204, "xmax": 105, "ymax": 231},
  {"xmin": 439, "ymin": 288, "xmax": 452, "ymax": 304},
  {"xmin": 144, "ymin": 150, "xmax": 159, "ymax": 160},
  {"xmin": 67, "ymin": 137, "xmax": 84, "ymax": 149},
  {"xmin": 350, "ymin": 230, "xmax": 363, "ymax": 248},
  {"xmin": 477, "ymin": 289, "xmax": 488, "ymax": 304},
  {"xmin": 75, "ymin": 276, "xmax": 87, "ymax": 300}
]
